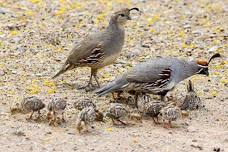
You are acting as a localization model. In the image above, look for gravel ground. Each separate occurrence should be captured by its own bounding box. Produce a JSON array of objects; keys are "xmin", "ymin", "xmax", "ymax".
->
[{"xmin": 0, "ymin": 0, "xmax": 228, "ymax": 151}]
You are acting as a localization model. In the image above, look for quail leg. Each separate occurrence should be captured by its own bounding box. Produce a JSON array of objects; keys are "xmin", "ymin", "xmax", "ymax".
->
[
  {"xmin": 117, "ymin": 119, "xmax": 127, "ymax": 125},
  {"xmin": 47, "ymin": 111, "xmax": 52, "ymax": 122},
  {"xmin": 61, "ymin": 112, "xmax": 66, "ymax": 122},
  {"xmin": 35, "ymin": 110, "xmax": 42, "ymax": 121},
  {"xmin": 92, "ymin": 69, "xmax": 100, "ymax": 88},
  {"xmin": 152, "ymin": 117, "xmax": 158, "ymax": 124},
  {"xmin": 134, "ymin": 94, "xmax": 139, "ymax": 108},
  {"xmin": 168, "ymin": 120, "xmax": 172, "ymax": 128},
  {"xmin": 79, "ymin": 69, "xmax": 98, "ymax": 91},
  {"xmin": 156, "ymin": 116, "xmax": 160, "ymax": 124},
  {"xmin": 26, "ymin": 111, "xmax": 34, "ymax": 120}
]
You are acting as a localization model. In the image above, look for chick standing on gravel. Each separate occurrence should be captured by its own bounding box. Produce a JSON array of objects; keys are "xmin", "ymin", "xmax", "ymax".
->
[
  {"xmin": 47, "ymin": 98, "xmax": 67, "ymax": 124},
  {"xmin": 179, "ymin": 80, "xmax": 202, "ymax": 110},
  {"xmin": 21, "ymin": 96, "xmax": 45, "ymax": 120},
  {"xmin": 160, "ymin": 103, "xmax": 181, "ymax": 128},
  {"xmin": 76, "ymin": 107, "xmax": 96, "ymax": 133},
  {"xmin": 74, "ymin": 98, "xmax": 104, "ymax": 122},
  {"xmin": 137, "ymin": 94, "xmax": 165, "ymax": 124},
  {"xmin": 105, "ymin": 103, "xmax": 129, "ymax": 125}
]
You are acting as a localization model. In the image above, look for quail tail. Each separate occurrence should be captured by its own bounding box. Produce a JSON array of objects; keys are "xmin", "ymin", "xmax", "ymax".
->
[
  {"xmin": 52, "ymin": 61, "xmax": 74, "ymax": 79},
  {"xmin": 95, "ymin": 76, "xmax": 128, "ymax": 96}
]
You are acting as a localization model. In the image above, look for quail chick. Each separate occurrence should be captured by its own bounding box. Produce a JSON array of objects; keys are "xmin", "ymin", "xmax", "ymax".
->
[
  {"xmin": 137, "ymin": 94, "xmax": 165, "ymax": 124},
  {"xmin": 105, "ymin": 103, "xmax": 128, "ymax": 125},
  {"xmin": 76, "ymin": 107, "xmax": 96, "ymax": 133},
  {"xmin": 74, "ymin": 98, "xmax": 104, "ymax": 122},
  {"xmin": 145, "ymin": 101, "xmax": 165, "ymax": 124},
  {"xmin": 21, "ymin": 96, "xmax": 45, "ymax": 120},
  {"xmin": 137, "ymin": 94, "xmax": 151, "ymax": 112},
  {"xmin": 53, "ymin": 8, "xmax": 139, "ymax": 91},
  {"xmin": 73, "ymin": 98, "xmax": 96, "ymax": 111},
  {"xmin": 47, "ymin": 98, "xmax": 67, "ymax": 125},
  {"xmin": 179, "ymin": 80, "xmax": 202, "ymax": 110},
  {"xmin": 96, "ymin": 53, "xmax": 221, "ymax": 103},
  {"xmin": 160, "ymin": 104, "xmax": 181, "ymax": 128}
]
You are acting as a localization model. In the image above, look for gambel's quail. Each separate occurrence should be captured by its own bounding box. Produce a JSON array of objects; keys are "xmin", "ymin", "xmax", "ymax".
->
[
  {"xmin": 53, "ymin": 8, "xmax": 139, "ymax": 90},
  {"xmin": 73, "ymin": 98, "xmax": 96, "ymax": 111},
  {"xmin": 105, "ymin": 103, "xmax": 128, "ymax": 125},
  {"xmin": 137, "ymin": 94, "xmax": 165, "ymax": 124},
  {"xmin": 21, "ymin": 96, "xmax": 45, "ymax": 120},
  {"xmin": 76, "ymin": 107, "xmax": 96, "ymax": 133},
  {"xmin": 160, "ymin": 103, "xmax": 181, "ymax": 128},
  {"xmin": 178, "ymin": 80, "xmax": 202, "ymax": 110},
  {"xmin": 96, "ymin": 53, "xmax": 221, "ymax": 104},
  {"xmin": 47, "ymin": 98, "xmax": 67, "ymax": 124}
]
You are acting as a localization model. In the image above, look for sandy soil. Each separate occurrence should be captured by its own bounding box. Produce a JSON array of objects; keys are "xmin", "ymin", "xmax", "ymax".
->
[{"xmin": 0, "ymin": 0, "xmax": 227, "ymax": 151}]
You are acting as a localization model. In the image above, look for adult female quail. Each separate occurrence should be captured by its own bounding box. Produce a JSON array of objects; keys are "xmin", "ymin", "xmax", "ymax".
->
[
  {"xmin": 53, "ymin": 8, "xmax": 139, "ymax": 90},
  {"xmin": 47, "ymin": 98, "xmax": 67, "ymax": 124},
  {"xmin": 21, "ymin": 96, "xmax": 45, "ymax": 120},
  {"xmin": 96, "ymin": 53, "xmax": 221, "ymax": 104}
]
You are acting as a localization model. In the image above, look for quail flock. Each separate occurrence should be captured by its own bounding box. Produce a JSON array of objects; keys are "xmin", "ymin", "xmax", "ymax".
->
[{"xmin": 12, "ymin": 7, "xmax": 222, "ymax": 133}]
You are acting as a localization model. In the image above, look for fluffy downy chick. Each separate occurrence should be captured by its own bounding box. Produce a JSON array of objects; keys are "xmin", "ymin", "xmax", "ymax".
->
[
  {"xmin": 160, "ymin": 103, "xmax": 181, "ymax": 128},
  {"xmin": 105, "ymin": 103, "xmax": 129, "ymax": 125},
  {"xmin": 76, "ymin": 107, "xmax": 96, "ymax": 133},
  {"xmin": 21, "ymin": 96, "xmax": 45, "ymax": 120},
  {"xmin": 73, "ymin": 98, "xmax": 96, "ymax": 111},
  {"xmin": 179, "ymin": 80, "xmax": 202, "ymax": 110},
  {"xmin": 47, "ymin": 98, "xmax": 67, "ymax": 125},
  {"xmin": 137, "ymin": 94, "xmax": 165, "ymax": 124}
]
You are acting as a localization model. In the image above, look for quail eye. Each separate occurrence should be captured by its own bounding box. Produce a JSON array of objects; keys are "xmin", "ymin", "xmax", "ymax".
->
[{"xmin": 120, "ymin": 14, "xmax": 125, "ymax": 17}]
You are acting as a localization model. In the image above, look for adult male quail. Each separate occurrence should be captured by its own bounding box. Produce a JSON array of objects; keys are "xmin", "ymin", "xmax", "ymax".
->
[
  {"xmin": 76, "ymin": 107, "xmax": 96, "ymax": 133},
  {"xmin": 178, "ymin": 80, "xmax": 202, "ymax": 110},
  {"xmin": 47, "ymin": 98, "xmax": 67, "ymax": 124},
  {"xmin": 21, "ymin": 96, "xmax": 45, "ymax": 120},
  {"xmin": 96, "ymin": 53, "xmax": 221, "ymax": 104},
  {"xmin": 160, "ymin": 104, "xmax": 181, "ymax": 128},
  {"xmin": 53, "ymin": 8, "xmax": 139, "ymax": 90}
]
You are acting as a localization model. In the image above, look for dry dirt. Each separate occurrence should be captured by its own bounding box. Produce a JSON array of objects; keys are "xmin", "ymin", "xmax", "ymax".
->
[{"xmin": 0, "ymin": 0, "xmax": 228, "ymax": 152}]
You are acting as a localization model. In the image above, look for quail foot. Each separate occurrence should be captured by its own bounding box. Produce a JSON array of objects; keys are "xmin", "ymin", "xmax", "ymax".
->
[
  {"xmin": 160, "ymin": 103, "xmax": 181, "ymax": 128},
  {"xmin": 96, "ymin": 53, "xmax": 221, "ymax": 104},
  {"xmin": 53, "ymin": 8, "xmax": 139, "ymax": 91},
  {"xmin": 47, "ymin": 98, "xmax": 67, "ymax": 125},
  {"xmin": 178, "ymin": 80, "xmax": 202, "ymax": 110},
  {"xmin": 76, "ymin": 107, "xmax": 96, "ymax": 133},
  {"xmin": 21, "ymin": 96, "xmax": 45, "ymax": 121}
]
